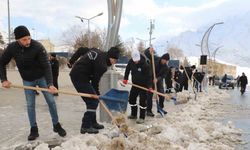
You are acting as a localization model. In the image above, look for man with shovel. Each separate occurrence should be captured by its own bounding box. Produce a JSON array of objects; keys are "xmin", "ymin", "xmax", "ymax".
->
[
  {"xmin": 122, "ymin": 49, "xmax": 152, "ymax": 124},
  {"xmin": 69, "ymin": 46, "xmax": 120, "ymax": 134},
  {"xmin": 0, "ymin": 25, "xmax": 66, "ymax": 141},
  {"xmin": 144, "ymin": 47, "xmax": 170, "ymax": 116}
]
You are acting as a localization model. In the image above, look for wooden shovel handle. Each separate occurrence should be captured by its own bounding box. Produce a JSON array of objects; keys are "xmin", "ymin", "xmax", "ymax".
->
[
  {"xmin": 126, "ymin": 82, "xmax": 172, "ymax": 100},
  {"xmin": 10, "ymin": 84, "xmax": 99, "ymax": 99},
  {"xmin": 10, "ymin": 84, "xmax": 127, "ymax": 135}
]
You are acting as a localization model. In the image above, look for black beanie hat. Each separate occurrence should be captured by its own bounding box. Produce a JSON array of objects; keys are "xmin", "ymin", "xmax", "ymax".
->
[
  {"xmin": 51, "ymin": 53, "xmax": 56, "ymax": 57},
  {"xmin": 161, "ymin": 53, "xmax": 170, "ymax": 61},
  {"xmin": 14, "ymin": 25, "xmax": 30, "ymax": 40},
  {"xmin": 108, "ymin": 47, "xmax": 120, "ymax": 59}
]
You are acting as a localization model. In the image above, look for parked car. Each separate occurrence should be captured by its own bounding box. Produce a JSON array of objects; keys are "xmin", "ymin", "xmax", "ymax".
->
[{"xmin": 219, "ymin": 75, "xmax": 236, "ymax": 89}]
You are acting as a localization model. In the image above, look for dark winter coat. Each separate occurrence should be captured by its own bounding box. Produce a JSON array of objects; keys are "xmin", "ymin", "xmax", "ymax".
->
[
  {"xmin": 193, "ymin": 71, "xmax": 205, "ymax": 83},
  {"xmin": 124, "ymin": 55, "xmax": 152, "ymax": 88},
  {"xmin": 144, "ymin": 48, "xmax": 168, "ymax": 81},
  {"xmin": 165, "ymin": 68, "xmax": 173, "ymax": 88},
  {"xmin": 144, "ymin": 48, "xmax": 169, "ymax": 89},
  {"xmin": 174, "ymin": 70, "xmax": 184, "ymax": 84},
  {"xmin": 183, "ymin": 67, "xmax": 192, "ymax": 81},
  {"xmin": 50, "ymin": 59, "xmax": 59, "ymax": 77},
  {"xmin": 239, "ymin": 75, "xmax": 248, "ymax": 86},
  {"xmin": 0, "ymin": 40, "xmax": 53, "ymax": 86},
  {"xmin": 221, "ymin": 74, "xmax": 229, "ymax": 83},
  {"xmin": 69, "ymin": 47, "xmax": 110, "ymax": 95}
]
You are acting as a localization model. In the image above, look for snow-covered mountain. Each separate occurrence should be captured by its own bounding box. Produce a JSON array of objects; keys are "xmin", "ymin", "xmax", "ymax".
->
[{"xmin": 157, "ymin": 11, "xmax": 250, "ymax": 68}]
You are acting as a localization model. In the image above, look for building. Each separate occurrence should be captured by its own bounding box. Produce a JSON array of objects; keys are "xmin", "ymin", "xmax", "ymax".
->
[{"xmin": 38, "ymin": 39, "xmax": 54, "ymax": 53}]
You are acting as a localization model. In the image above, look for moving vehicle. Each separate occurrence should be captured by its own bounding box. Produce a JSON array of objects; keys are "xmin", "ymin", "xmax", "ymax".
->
[{"xmin": 219, "ymin": 75, "xmax": 236, "ymax": 89}]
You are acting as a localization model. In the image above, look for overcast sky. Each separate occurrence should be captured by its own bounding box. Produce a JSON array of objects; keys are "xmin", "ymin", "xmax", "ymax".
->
[{"xmin": 0, "ymin": 0, "xmax": 249, "ymax": 46}]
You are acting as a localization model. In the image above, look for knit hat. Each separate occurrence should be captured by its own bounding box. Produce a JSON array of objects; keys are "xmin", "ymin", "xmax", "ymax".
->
[
  {"xmin": 108, "ymin": 47, "xmax": 120, "ymax": 59},
  {"xmin": 14, "ymin": 25, "xmax": 30, "ymax": 40},
  {"xmin": 50, "ymin": 53, "xmax": 56, "ymax": 57},
  {"xmin": 161, "ymin": 53, "xmax": 170, "ymax": 61},
  {"xmin": 131, "ymin": 50, "xmax": 140, "ymax": 61}
]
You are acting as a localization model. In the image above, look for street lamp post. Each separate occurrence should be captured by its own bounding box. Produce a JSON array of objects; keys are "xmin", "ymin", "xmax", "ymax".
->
[
  {"xmin": 75, "ymin": 12, "xmax": 103, "ymax": 48},
  {"xmin": 7, "ymin": 0, "xmax": 11, "ymax": 43},
  {"xmin": 212, "ymin": 46, "xmax": 223, "ymax": 75},
  {"xmin": 198, "ymin": 22, "xmax": 224, "ymax": 91}
]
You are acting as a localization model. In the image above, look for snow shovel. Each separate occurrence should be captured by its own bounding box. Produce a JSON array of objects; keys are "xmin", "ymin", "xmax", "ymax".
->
[
  {"xmin": 150, "ymin": 48, "xmax": 166, "ymax": 117},
  {"xmin": 183, "ymin": 66, "xmax": 197, "ymax": 100},
  {"xmin": 10, "ymin": 84, "xmax": 129, "ymax": 137},
  {"xmin": 120, "ymin": 81, "xmax": 178, "ymax": 104}
]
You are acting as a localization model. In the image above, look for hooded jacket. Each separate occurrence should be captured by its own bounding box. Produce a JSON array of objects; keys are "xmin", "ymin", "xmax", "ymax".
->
[
  {"xmin": 0, "ymin": 40, "xmax": 53, "ymax": 86},
  {"xmin": 69, "ymin": 47, "xmax": 111, "ymax": 94}
]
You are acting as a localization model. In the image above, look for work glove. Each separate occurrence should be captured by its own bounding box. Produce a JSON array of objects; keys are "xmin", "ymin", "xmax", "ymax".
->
[
  {"xmin": 148, "ymin": 88, "xmax": 154, "ymax": 92},
  {"xmin": 122, "ymin": 80, "xmax": 128, "ymax": 84}
]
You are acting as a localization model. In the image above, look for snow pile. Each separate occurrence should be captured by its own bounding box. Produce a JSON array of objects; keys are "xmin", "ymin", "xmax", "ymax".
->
[{"xmin": 27, "ymin": 87, "xmax": 243, "ymax": 150}]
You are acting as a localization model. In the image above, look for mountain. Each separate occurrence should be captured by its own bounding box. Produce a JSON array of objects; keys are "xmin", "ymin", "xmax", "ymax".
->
[{"xmin": 158, "ymin": 11, "xmax": 250, "ymax": 68}]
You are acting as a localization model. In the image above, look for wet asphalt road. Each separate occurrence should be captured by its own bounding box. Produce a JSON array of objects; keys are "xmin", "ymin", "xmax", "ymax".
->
[{"xmin": 219, "ymin": 86, "xmax": 250, "ymax": 150}]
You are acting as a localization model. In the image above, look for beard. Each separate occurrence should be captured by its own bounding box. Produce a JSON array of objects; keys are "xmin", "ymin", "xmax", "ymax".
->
[{"xmin": 23, "ymin": 43, "xmax": 30, "ymax": 47}]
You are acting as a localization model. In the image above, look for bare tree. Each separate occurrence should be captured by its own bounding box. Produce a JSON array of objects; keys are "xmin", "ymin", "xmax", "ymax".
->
[
  {"xmin": 61, "ymin": 25, "xmax": 87, "ymax": 50},
  {"xmin": 0, "ymin": 32, "xmax": 4, "ymax": 45},
  {"xmin": 61, "ymin": 25, "xmax": 109, "ymax": 51},
  {"xmin": 167, "ymin": 46, "xmax": 184, "ymax": 60}
]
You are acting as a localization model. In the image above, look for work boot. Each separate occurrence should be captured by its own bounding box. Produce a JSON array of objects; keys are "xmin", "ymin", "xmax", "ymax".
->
[
  {"xmin": 146, "ymin": 111, "xmax": 155, "ymax": 117},
  {"xmin": 136, "ymin": 118, "xmax": 145, "ymax": 124},
  {"xmin": 92, "ymin": 113, "xmax": 104, "ymax": 129},
  {"xmin": 28, "ymin": 126, "xmax": 39, "ymax": 141},
  {"xmin": 127, "ymin": 115, "xmax": 137, "ymax": 119},
  {"xmin": 158, "ymin": 109, "xmax": 168, "ymax": 115},
  {"xmin": 139, "ymin": 108, "xmax": 146, "ymax": 120},
  {"xmin": 80, "ymin": 127, "xmax": 99, "ymax": 134},
  {"xmin": 92, "ymin": 123, "xmax": 104, "ymax": 129},
  {"xmin": 53, "ymin": 122, "xmax": 66, "ymax": 137}
]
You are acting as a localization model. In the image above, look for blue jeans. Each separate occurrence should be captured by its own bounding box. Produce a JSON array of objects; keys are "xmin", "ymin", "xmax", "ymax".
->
[{"xmin": 23, "ymin": 77, "xmax": 59, "ymax": 127}]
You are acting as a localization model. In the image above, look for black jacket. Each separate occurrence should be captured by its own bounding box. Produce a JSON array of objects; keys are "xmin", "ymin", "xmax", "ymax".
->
[
  {"xmin": 124, "ymin": 55, "xmax": 152, "ymax": 88},
  {"xmin": 69, "ymin": 47, "xmax": 110, "ymax": 95},
  {"xmin": 144, "ymin": 48, "xmax": 168, "ymax": 81},
  {"xmin": 165, "ymin": 68, "xmax": 172, "ymax": 88},
  {"xmin": 193, "ymin": 71, "xmax": 205, "ymax": 83},
  {"xmin": 50, "ymin": 59, "xmax": 59, "ymax": 77},
  {"xmin": 0, "ymin": 40, "xmax": 53, "ymax": 86},
  {"xmin": 239, "ymin": 75, "xmax": 248, "ymax": 86},
  {"xmin": 183, "ymin": 67, "xmax": 192, "ymax": 81},
  {"xmin": 174, "ymin": 70, "xmax": 184, "ymax": 84}
]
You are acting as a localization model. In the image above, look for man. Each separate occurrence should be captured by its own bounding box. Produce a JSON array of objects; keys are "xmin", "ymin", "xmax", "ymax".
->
[
  {"xmin": 69, "ymin": 46, "xmax": 120, "ymax": 134},
  {"xmin": 0, "ymin": 25, "xmax": 66, "ymax": 141},
  {"xmin": 174, "ymin": 67, "xmax": 184, "ymax": 92},
  {"xmin": 123, "ymin": 49, "xmax": 152, "ymax": 124},
  {"xmin": 239, "ymin": 72, "xmax": 248, "ymax": 94},
  {"xmin": 144, "ymin": 47, "xmax": 170, "ymax": 116},
  {"xmin": 49, "ymin": 53, "xmax": 59, "ymax": 96},
  {"xmin": 221, "ymin": 74, "xmax": 228, "ymax": 88},
  {"xmin": 181, "ymin": 65, "xmax": 195, "ymax": 90},
  {"xmin": 165, "ymin": 67, "xmax": 173, "ymax": 93},
  {"xmin": 193, "ymin": 70, "xmax": 205, "ymax": 92}
]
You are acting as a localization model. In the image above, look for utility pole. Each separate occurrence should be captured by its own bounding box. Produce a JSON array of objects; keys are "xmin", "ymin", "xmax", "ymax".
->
[{"xmin": 149, "ymin": 19, "xmax": 155, "ymax": 47}]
